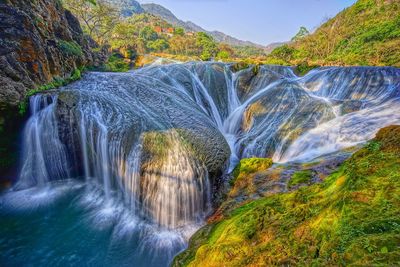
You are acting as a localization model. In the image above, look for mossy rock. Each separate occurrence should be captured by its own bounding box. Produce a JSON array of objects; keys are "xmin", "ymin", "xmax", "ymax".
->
[
  {"xmin": 232, "ymin": 158, "xmax": 273, "ymax": 180},
  {"xmin": 229, "ymin": 158, "xmax": 273, "ymax": 198},
  {"xmin": 175, "ymin": 125, "xmax": 400, "ymax": 266},
  {"xmin": 288, "ymin": 170, "xmax": 313, "ymax": 188}
]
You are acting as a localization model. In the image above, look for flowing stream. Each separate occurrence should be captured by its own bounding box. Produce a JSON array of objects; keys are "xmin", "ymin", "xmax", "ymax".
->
[{"xmin": 1, "ymin": 63, "xmax": 399, "ymax": 266}]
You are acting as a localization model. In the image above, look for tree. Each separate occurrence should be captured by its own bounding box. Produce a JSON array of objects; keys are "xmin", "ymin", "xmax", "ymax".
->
[
  {"xmin": 291, "ymin": 26, "xmax": 310, "ymax": 42},
  {"xmin": 147, "ymin": 39, "xmax": 169, "ymax": 52},
  {"xmin": 139, "ymin": 26, "xmax": 158, "ymax": 42},
  {"xmin": 270, "ymin": 44, "xmax": 296, "ymax": 62},
  {"xmin": 196, "ymin": 32, "xmax": 218, "ymax": 61},
  {"xmin": 174, "ymin": 27, "xmax": 185, "ymax": 36},
  {"xmin": 63, "ymin": 0, "xmax": 119, "ymax": 45},
  {"xmin": 169, "ymin": 35, "xmax": 198, "ymax": 55},
  {"xmin": 217, "ymin": 43, "xmax": 235, "ymax": 59}
]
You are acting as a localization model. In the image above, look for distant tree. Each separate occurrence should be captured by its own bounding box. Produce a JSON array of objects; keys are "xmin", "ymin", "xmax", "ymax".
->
[
  {"xmin": 139, "ymin": 26, "xmax": 158, "ymax": 41},
  {"xmin": 270, "ymin": 44, "xmax": 296, "ymax": 62},
  {"xmin": 217, "ymin": 43, "xmax": 235, "ymax": 59},
  {"xmin": 174, "ymin": 27, "xmax": 185, "ymax": 36},
  {"xmin": 147, "ymin": 39, "xmax": 169, "ymax": 52},
  {"xmin": 196, "ymin": 32, "xmax": 218, "ymax": 61},
  {"xmin": 291, "ymin": 26, "xmax": 310, "ymax": 42},
  {"xmin": 169, "ymin": 35, "xmax": 198, "ymax": 55},
  {"xmin": 110, "ymin": 21, "xmax": 137, "ymax": 52}
]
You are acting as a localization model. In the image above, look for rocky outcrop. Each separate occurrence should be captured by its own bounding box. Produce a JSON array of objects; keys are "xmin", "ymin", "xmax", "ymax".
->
[
  {"xmin": 0, "ymin": 0, "xmax": 106, "ymax": 108},
  {"xmin": 0, "ymin": 0, "xmax": 107, "ymax": 180}
]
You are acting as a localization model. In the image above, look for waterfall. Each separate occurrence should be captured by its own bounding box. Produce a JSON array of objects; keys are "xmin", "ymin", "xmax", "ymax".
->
[
  {"xmin": 4, "ymin": 63, "xmax": 399, "ymax": 267},
  {"xmin": 16, "ymin": 95, "xmax": 71, "ymax": 189}
]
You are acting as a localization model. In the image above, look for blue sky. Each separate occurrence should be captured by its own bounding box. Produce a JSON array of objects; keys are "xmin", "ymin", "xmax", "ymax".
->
[{"xmin": 138, "ymin": 0, "xmax": 357, "ymax": 45}]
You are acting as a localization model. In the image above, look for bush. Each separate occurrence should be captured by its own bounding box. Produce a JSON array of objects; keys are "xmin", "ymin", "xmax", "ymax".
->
[
  {"xmin": 58, "ymin": 40, "xmax": 83, "ymax": 57},
  {"xmin": 104, "ymin": 53, "xmax": 130, "ymax": 72}
]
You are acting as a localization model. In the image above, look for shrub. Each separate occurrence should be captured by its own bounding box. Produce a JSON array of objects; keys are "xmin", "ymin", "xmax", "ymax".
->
[
  {"xmin": 58, "ymin": 40, "xmax": 83, "ymax": 57},
  {"xmin": 104, "ymin": 53, "xmax": 130, "ymax": 72}
]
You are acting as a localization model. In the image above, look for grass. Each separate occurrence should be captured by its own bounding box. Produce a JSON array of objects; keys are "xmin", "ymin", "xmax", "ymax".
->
[{"xmin": 173, "ymin": 125, "xmax": 400, "ymax": 267}]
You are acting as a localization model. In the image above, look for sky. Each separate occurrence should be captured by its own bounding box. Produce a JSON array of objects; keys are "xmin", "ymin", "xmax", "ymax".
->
[{"xmin": 137, "ymin": 0, "xmax": 357, "ymax": 45}]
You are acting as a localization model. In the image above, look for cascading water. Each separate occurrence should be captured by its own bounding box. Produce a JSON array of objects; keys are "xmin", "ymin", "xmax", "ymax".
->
[
  {"xmin": 16, "ymin": 95, "xmax": 71, "ymax": 189},
  {"xmin": 1, "ymin": 63, "xmax": 399, "ymax": 266}
]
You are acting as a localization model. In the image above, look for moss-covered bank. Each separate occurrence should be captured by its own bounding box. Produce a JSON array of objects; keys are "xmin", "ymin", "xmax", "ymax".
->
[{"xmin": 174, "ymin": 125, "xmax": 400, "ymax": 266}]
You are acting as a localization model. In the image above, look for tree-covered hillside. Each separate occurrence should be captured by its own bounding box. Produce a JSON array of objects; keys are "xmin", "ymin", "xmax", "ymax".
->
[{"xmin": 267, "ymin": 0, "xmax": 400, "ymax": 67}]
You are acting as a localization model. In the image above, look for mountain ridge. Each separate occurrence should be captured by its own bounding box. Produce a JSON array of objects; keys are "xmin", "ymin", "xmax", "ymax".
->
[{"xmin": 141, "ymin": 3, "xmax": 265, "ymax": 48}]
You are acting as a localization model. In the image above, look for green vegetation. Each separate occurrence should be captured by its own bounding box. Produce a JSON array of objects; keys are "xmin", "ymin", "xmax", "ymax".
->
[
  {"xmin": 228, "ymin": 158, "xmax": 273, "ymax": 198},
  {"xmin": 267, "ymin": 0, "xmax": 400, "ymax": 66},
  {"xmin": 18, "ymin": 69, "xmax": 82, "ymax": 115},
  {"xmin": 62, "ymin": 1, "xmax": 269, "ymax": 62},
  {"xmin": 174, "ymin": 125, "xmax": 400, "ymax": 266},
  {"xmin": 294, "ymin": 62, "xmax": 320, "ymax": 76},
  {"xmin": 288, "ymin": 170, "xmax": 313, "ymax": 188},
  {"xmin": 232, "ymin": 158, "xmax": 273, "ymax": 182},
  {"xmin": 103, "ymin": 53, "xmax": 130, "ymax": 72},
  {"xmin": 58, "ymin": 40, "xmax": 83, "ymax": 57},
  {"xmin": 291, "ymin": 26, "xmax": 310, "ymax": 42}
]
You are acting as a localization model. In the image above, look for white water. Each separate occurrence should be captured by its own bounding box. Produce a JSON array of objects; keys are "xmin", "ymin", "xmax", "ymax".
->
[{"xmin": 6, "ymin": 63, "xmax": 400, "ymax": 266}]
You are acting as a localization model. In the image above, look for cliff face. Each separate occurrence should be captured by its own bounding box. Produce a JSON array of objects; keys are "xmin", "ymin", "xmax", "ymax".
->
[
  {"xmin": 0, "ymin": 0, "xmax": 106, "ymax": 108},
  {"xmin": 0, "ymin": 0, "xmax": 107, "ymax": 182}
]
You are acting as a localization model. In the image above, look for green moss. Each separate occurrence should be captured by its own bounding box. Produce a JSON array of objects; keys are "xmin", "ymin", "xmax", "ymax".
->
[
  {"xmin": 288, "ymin": 170, "xmax": 313, "ymax": 188},
  {"xmin": 231, "ymin": 158, "xmax": 273, "ymax": 185},
  {"xmin": 175, "ymin": 125, "xmax": 400, "ymax": 266}
]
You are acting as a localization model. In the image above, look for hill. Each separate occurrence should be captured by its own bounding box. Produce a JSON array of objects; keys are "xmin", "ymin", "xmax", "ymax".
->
[
  {"xmin": 267, "ymin": 0, "xmax": 400, "ymax": 66},
  {"xmin": 106, "ymin": 0, "xmax": 144, "ymax": 16},
  {"xmin": 141, "ymin": 3, "xmax": 264, "ymax": 48}
]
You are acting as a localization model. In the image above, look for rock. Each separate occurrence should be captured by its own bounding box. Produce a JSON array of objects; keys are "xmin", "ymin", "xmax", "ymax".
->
[
  {"xmin": 0, "ymin": 0, "xmax": 108, "ymax": 108},
  {"xmin": 0, "ymin": 0, "xmax": 108, "ymax": 180}
]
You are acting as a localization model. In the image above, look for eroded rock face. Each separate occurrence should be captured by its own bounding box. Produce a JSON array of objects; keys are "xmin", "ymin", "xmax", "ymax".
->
[{"xmin": 0, "ymin": 0, "xmax": 106, "ymax": 108}]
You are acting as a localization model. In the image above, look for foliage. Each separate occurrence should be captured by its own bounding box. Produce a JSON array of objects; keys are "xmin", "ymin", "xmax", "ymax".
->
[
  {"xmin": 267, "ymin": 0, "xmax": 400, "ymax": 67},
  {"xmin": 139, "ymin": 26, "xmax": 158, "ymax": 41},
  {"xmin": 295, "ymin": 62, "xmax": 320, "ymax": 76},
  {"xmin": 63, "ymin": 1, "xmax": 266, "ymax": 62},
  {"xmin": 291, "ymin": 26, "xmax": 309, "ymax": 42},
  {"xmin": 174, "ymin": 125, "xmax": 400, "ymax": 266},
  {"xmin": 63, "ymin": 0, "xmax": 119, "ymax": 45},
  {"xmin": 58, "ymin": 40, "xmax": 83, "ymax": 57},
  {"xmin": 18, "ymin": 69, "xmax": 82, "ymax": 115},
  {"xmin": 103, "ymin": 53, "xmax": 130, "ymax": 72},
  {"xmin": 196, "ymin": 32, "xmax": 218, "ymax": 61},
  {"xmin": 147, "ymin": 39, "xmax": 169, "ymax": 52},
  {"xmin": 232, "ymin": 46, "xmax": 267, "ymax": 58},
  {"xmin": 175, "ymin": 27, "xmax": 185, "ymax": 36},
  {"xmin": 269, "ymin": 44, "xmax": 296, "ymax": 62}
]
